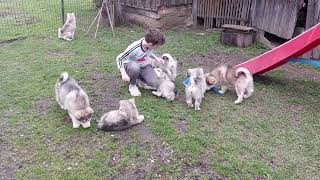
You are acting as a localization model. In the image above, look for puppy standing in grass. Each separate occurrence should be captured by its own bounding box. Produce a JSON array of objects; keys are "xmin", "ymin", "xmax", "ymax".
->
[
  {"xmin": 206, "ymin": 65, "xmax": 254, "ymax": 104},
  {"xmin": 55, "ymin": 72, "xmax": 94, "ymax": 128},
  {"xmin": 185, "ymin": 68, "xmax": 207, "ymax": 110},
  {"xmin": 58, "ymin": 13, "xmax": 76, "ymax": 41},
  {"xmin": 97, "ymin": 99, "xmax": 144, "ymax": 131}
]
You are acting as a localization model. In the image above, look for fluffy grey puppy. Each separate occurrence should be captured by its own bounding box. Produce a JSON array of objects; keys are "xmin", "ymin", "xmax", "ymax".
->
[
  {"xmin": 185, "ymin": 68, "xmax": 207, "ymax": 110},
  {"xmin": 58, "ymin": 13, "xmax": 76, "ymax": 41},
  {"xmin": 97, "ymin": 99, "xmax": 144, "ymax": 131},
  {"xmin": 55, "ymin": 72, "xmax": 94, "ymax": 128}
]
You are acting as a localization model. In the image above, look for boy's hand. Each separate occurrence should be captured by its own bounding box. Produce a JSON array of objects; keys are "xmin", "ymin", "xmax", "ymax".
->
[
  {"xmin": 120, "ymin": 68, "xmax": 130, "ymax": 82},
  {"xmin": 121, "ymin": 73, "xmax": 130, "ymax": 82},
  {"xmin": 154, "ymin": 57, "xmax": 165, "ymax": 64}
]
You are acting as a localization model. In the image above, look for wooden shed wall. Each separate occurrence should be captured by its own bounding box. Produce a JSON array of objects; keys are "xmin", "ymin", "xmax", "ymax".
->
[
  {"xmin": 305, "ymin": 0, "xmax": 320, "ymax": 59},
  {"xmin": 120, "ymin": 0, "xmax": 192, "ymax": 11},
  {"xmin": 252, "ymin": 0, "xmax": 300, "ymax": 39}
]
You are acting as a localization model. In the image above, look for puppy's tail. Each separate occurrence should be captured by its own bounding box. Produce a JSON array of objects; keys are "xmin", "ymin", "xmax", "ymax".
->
[
  {"xmin": 236, "ymin": 67, "xmax": 253, "ymax": 79},
  {"xmin": 59, "ymin": 72, "xmax": 69, "ymax": 83},
  {"xmin": 236, "ymin": 67, "xmax": 254, "ymax": 98},
  {"xmin": 58, "ymin": 28, "xmax": 62, "ymax": 38}
]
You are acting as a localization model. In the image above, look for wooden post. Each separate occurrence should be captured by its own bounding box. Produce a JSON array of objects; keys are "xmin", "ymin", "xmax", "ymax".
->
[
  {"xmin": 193, "ymin": 0, "xmax": 198, "ymax": 27},
  {"xmin": 113, "ymin": 0, "xmax": 124, "ymax": 26}
]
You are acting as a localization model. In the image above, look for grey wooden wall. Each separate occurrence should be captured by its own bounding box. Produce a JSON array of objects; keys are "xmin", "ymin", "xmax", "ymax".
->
[
  {"xmin": 305, "ymin": 0, "xmax": 320, "ymax": 59},
  {"xmin": 252, "ymin": 0, "xmax": 300, "ymax": 39},
  {"xmin": 120, "ymin": 0, "xmax": 192, "ymax": 11}
]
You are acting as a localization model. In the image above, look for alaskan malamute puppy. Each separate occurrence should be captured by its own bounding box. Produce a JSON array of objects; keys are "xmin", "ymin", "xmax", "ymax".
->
[
  {"xmin": 55, "ymin": 72, "xmax": 94, "ymax": 128},
  {"xmin": 157, "ymin": 53, "xmax": 177, "ymax": 82},
  {"xmin": 58, "ymin": 13, "xmax": 76, "ymax": 41},
  {"xmin": 206, "ymin": 65, "xmax": 254, "ymax": 104},
  {"xmin": 97, "ymin": 99, "xmax": 144, "ymax": 131},
  {"xmin": 185, "ymin": 68, "xmax": 207, "ymax": 110},
  {"xmin": 151, "ymin": 67, "xmax": 177, "ymax": 101},
  {"xmin": 139, "ymin": 53, "xmax": 178, "ymax": 100}
]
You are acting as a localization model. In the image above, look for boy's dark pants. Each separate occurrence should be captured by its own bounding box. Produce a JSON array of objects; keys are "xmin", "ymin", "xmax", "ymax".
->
[{"xmin": 124, "ymin": 62, "xmax": 160, "ymax": 88}]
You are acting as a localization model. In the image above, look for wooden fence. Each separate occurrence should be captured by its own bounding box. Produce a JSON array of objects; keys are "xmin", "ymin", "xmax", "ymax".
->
[{"xmin": 193, "ymin": 0, "xmax": 254, "ymax": 28}]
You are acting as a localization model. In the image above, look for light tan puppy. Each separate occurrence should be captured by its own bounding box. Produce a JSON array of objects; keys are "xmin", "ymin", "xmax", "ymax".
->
[
  {"xmin": 206, "ymin": 65, "xmax": 254, "ymax": 104},
  {"xmin": 185, "ymin": 68, "xmax": 207, "ymax": 110},
  {"xmin": 97, "ymin": 99, "xmax": 144, "ymax": 131},
  {"xmin": 55, "ymin": 72, "xmax": 94, "ymax": 128},
  {"xmin": 58, "ymin": 13, "xmax": 76, "ymax": 41}
]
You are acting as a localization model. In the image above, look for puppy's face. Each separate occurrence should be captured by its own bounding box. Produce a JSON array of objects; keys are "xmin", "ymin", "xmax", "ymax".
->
[
  {"xmin": 187, "ymin": 68, "xmax": 204, "ymax": 79},
  {"xmin": 206, "ymin": 73, "xmax": 218, "ymax": 85},
  {"xmin": 74, "ymin": 107, "xmax": 93, "ymax": 123},
  {"xmin": 119, "ymin": 98, "xmax": 136, "ymax": 112},
  {"xmin": 165, "ymin": 88, "xmax": 177, "ymax": 101}
]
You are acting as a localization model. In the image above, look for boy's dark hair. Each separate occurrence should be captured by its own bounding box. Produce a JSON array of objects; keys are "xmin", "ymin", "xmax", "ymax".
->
[{"xmin": 145, "ymin": 28, "xmax": 165, "ymax": 46}]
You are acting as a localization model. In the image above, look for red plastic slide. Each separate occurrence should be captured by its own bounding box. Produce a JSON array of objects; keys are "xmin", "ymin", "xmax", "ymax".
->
[{"xmin": 237, "ymin": 23, "xmax": 320, "ymax": 74}]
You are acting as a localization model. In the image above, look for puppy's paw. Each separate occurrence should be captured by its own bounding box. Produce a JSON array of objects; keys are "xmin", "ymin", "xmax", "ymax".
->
[
  {"xmin": 72, "ymin": 123, "xmax": 81, "ymax": 128},
  {"xmin": 152, "ymin": 91, "xmax": 161, "ymax": 96},
  {"xmin": 234, "ymin": 99, "xmax": 242, "ymax": 104},
  {"xmin": 187, "ymin": 103, "xmax": 194, "ymax": 108},
  {"xmin": 81, "ymin": 121, "xmax": 91, "ymax": 128},
  {"xmin": 195, "ymin": 107, "xmax": 201, "ymax": 111},
  {"xmin": 138, "ymin": 115, "xmax": 144, "ymax": 123}
]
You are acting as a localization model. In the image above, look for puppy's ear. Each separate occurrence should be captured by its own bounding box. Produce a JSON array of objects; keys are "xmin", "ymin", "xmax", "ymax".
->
[
  {"xmin": 86, "ymin": 107, "xmax": 94, "ymax": 114},
  {"xmin": 187, "ymin": 69, "xmax": 191, "ymax": 76},
  {"xmin": 174, "ymin": 88, "xmax": 178, "ymax": 96},
  {"xmin": 163, "ymin": 56, "xmax": 169, "ymax": 61}
]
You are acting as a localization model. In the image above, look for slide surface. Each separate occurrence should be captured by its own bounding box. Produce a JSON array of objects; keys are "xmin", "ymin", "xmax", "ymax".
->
[{"xmin": 236, "ymin": 23, "xmax": 320, "ymax": 74}]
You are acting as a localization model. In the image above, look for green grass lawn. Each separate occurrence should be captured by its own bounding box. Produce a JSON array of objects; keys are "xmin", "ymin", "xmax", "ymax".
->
[{"xmin": 1, "ymin": 0, "xmax": 320, "ymax": 179}]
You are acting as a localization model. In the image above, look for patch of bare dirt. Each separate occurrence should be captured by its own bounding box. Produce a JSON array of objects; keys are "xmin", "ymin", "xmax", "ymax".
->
[
  {"xmin": 181, "ymin": 155, "xmax": 226, "ymax": 179},
  {"xmin": 174, "ymin": 120, "xmax": 188, "ymax": 134},
  {"xmin": 90, "ymin": 72, "xmax": 122, "ymax": 115},
  {"xmin": 180, "ymin": 50, "xmax": 251, "ymax": 73},
  {"xmin": 278, "ymin": 63, "xmax": 320, "ymax": 82},
  {"xmin": 34, "ymin": 97, "xmax": 54, "ymax": 117},
  {"xmin": 46, "ymin": 50, "xmax": 77, "ymax": 58},
  {"xmin": 0, "ymin": 110, "xmax": 29, "ymax": 180},
  {"xmin": 0, "ymin": 37, "xmax": 27, "ymax": 47}
]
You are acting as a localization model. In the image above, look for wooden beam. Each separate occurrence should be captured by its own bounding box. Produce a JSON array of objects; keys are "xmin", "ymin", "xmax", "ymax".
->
[{"xmin": 193, "ymin": 0, "xmax": 198, "ymax": 26}]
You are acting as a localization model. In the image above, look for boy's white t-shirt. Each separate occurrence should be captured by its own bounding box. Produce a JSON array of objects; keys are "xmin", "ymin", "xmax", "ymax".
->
[{"xmin": 116, "ymin": 38, "xmax": 154, "ymax": 69}]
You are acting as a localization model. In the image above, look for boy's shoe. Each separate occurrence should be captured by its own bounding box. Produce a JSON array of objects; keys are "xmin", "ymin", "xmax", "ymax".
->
[{"xmin": 129, "ymin": 84, "xmax": 141, "ymax": 96}]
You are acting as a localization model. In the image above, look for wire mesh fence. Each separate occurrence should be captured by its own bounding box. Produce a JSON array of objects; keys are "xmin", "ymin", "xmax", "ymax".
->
[{"xmin": 0, "ymin": 0, "xmax": 99, "ymax": 39}]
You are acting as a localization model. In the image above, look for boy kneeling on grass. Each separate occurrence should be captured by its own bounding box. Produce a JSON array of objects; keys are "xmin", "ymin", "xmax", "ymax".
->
[{"xmin": 116, "ymin": 28, "xmax": 166, "ymax": 96}]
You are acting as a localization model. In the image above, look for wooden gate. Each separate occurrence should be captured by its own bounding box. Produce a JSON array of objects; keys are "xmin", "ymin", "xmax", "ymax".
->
[{"xmin": 192, "ymin": 0, "xmax": 254, "ymax": 28}]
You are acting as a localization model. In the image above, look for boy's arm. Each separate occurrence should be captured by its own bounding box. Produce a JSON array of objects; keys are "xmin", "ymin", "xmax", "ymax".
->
[
  {"xmin": 150, "ymin": 53, "xmax": 165, "ymax": 64},
  {"xmin": 116, "ymin": 52, "xmax": 131, "ymax": 82}
]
